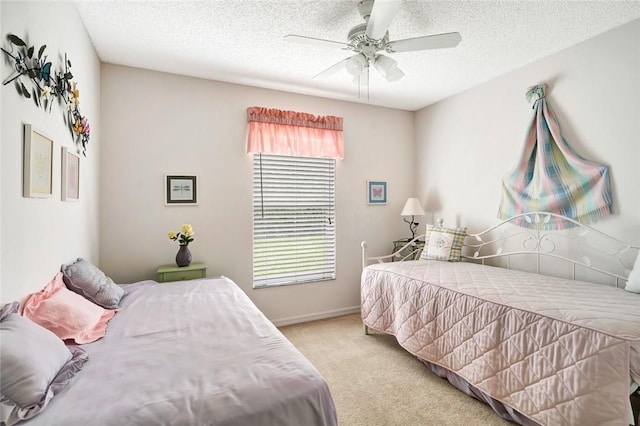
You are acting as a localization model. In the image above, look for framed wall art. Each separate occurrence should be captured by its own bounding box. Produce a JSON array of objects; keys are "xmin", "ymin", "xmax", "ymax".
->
[
  {"xmin": 61, "ymin": 147, "xmax": 80, "ymax": 201},
  {"xmin": 23, "ymin": 124, "xmax": 53, "ymax": 198},
  {"xmin": 165, "ymin": 175, "xmax": 198, "ymax": 205},
  {"xmin": 367, "ymin": 180, "xmax": 387, "ymax": 205}
]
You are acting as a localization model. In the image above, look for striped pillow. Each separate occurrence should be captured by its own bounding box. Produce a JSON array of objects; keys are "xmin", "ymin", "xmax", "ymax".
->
[{"xmin": 419, "ymin": 225, "xmax": 467, "ymax": 262}]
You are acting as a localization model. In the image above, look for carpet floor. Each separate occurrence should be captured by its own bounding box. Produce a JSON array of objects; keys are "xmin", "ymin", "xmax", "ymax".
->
[{"xmin": 280, "ymin": 313, "xmax": 514, "ymax": 426}]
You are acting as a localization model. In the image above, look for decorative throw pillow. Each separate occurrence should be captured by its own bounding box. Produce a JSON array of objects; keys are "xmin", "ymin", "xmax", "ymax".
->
[
  {"xmin": 22, "ymin": 272, "xmax": 117, "ymax": 344},
  {"xmin": 0, "ymin": 302, "xmax": 88, "ymax": 426},
  {"xmin": 61, "ymin": 258, "xmax": 124, "ymax": 309},
  {"xmin": 419, "ymin": 224, "xmax": 467, "ymax": 262},
  {"xmin": 625, "ymin": 251, "xmax": 640, "ymax": 293}
]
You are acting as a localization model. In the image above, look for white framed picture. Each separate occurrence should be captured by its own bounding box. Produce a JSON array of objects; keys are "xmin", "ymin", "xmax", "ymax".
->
[
  {"xmin": 61, "ymin": 147, "xmax": 80, "ymax": 201},
  {"xmin": 23, "ymin": 124, "xmax": 53, "ymax": 198}
]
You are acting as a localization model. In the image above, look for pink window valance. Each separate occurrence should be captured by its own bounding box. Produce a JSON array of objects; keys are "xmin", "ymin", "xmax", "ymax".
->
[{"xmin": 246, "ymin": 107, "xmax": 344, "ymax": 159}]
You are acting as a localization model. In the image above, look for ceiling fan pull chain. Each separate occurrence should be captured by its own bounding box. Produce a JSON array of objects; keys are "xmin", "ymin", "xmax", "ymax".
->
[{"xmin": 367, "ymin": 63, "xmax": 370, "ymax": 102}]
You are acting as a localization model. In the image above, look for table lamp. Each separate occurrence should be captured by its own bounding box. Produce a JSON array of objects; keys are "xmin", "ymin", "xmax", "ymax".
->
[{"xmin": 401, "ymin": 198, "xmax": 425, "ymax": 240}]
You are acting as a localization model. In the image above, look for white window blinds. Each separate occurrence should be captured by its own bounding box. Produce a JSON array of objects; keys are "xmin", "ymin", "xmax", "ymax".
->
[{"xmin": 253, "ymin": 154, "xmax": 336, "ymax": 288}]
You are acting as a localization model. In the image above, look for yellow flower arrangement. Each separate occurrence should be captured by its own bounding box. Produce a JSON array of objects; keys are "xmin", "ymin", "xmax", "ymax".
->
[{"xmin": 168, "ymin": 224, "xmax": 195, "ymax": 246}]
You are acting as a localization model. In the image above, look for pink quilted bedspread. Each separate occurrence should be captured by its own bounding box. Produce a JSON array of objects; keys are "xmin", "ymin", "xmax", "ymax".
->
[{"xmin": 361, "ymin": 260, "xmax": 640, "ymax": 426}]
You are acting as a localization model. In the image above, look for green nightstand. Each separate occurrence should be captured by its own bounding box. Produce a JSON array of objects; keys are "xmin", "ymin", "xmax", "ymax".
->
[{"xmin": 156, "ymin": 263, "xmax": 207, "ymax": 283}]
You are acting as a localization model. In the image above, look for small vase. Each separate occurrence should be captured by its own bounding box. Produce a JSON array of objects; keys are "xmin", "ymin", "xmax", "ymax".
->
[{"xmin": 176, "ymin": 245, "xmax": 192, "ymax": 267}]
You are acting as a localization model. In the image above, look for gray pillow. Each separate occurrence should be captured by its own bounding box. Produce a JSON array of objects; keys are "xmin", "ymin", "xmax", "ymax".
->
[
  {"xmin": 61, "ymin": 258, "xmax": 124, "ymax": 309},
  {"xmin": 0, "ymin": 302, "xmax": 88, "ymax": 425}
]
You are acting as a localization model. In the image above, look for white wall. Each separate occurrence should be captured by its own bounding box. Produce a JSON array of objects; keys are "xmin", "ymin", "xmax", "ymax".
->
[
  {"xmin": 0, "ymin": 3, "xmax": 4, "ymax": 291},
  {"xmin": 415, "ymin": 20, "xmax": 640, "ymax": 244},
  {"xmin": 4, "ymin": 3, "xmax": 635, "ymax": 321},
  {"xmin": 0, "ymin": 1, "xmax": 101, "ymax": 302},
  {"xmin": 100, "ymin": 64, "xmax": 414, "ymax": 324}
]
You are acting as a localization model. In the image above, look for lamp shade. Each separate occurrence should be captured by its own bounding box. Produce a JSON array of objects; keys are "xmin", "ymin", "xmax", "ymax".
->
[
  {"xmin": 373, "ymin": 55, "xmax": 405, "ymax": 82},
  {"xmin": 346, "ymin": 53, "xmax": 367, "ymax": 77},
  {"xmin": 400, "ymin": 198, "xmax": 425, "ymax": 216}
]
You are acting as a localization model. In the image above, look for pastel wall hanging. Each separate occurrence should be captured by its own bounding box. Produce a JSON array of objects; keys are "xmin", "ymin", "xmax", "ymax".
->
[{"xmin": 498, "ymin": 84, "xmax": 612, "ymax": 229}]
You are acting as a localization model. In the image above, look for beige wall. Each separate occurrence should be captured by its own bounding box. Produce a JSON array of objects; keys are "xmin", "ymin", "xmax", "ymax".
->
[
  {"xmin": 415, "ymin": 20, "xmax": 640, "ymax": 243},
  {"xmin": 0, "ymin": 3, "xmax": 4, "ymax": 290},
  {"xmin": 2, "ymin": 3, "xmax": 637, "ymax": 322},
  {"xmin": 0, "ymin": 2, "xmax": 101, "ymax": 303},
  {"xmin": 100, "ymin": 64, "xmax": 415, "ymax": 324}
]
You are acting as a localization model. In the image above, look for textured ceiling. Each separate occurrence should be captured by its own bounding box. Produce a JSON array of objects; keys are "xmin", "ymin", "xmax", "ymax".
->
[{"xmin": 75, "ymin": 1, "xmax": 640, "ymax": 111}]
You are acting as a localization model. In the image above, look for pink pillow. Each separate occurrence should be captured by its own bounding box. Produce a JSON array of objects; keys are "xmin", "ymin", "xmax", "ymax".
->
[{"xmin": 22, "ymin": 272, "xmax": 117, "ymax": 344}]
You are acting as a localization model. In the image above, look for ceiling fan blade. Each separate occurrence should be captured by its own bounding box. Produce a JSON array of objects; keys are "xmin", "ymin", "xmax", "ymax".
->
[
  {"xmin": 386, "ymin": 32, "xmax": 462, "ymax": 53},
  {"xmin": 284, "ymin": 34, "xmax": 350, "ymax": 49},
  {"xmin": 313, "ymin": 57, "xmax": 350, "ymax": 79},
  {"xmin": 365, "ymin": 0, "xmax": 402, "ymax": 40}
]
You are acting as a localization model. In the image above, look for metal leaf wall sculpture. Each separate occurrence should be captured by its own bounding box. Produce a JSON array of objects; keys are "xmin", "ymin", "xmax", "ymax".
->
[{"xmin": 2, "ymin": 33, "xmax": 91, "ymax": 156}]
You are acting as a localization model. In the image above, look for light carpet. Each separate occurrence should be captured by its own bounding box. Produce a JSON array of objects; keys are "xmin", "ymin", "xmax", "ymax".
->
[{"xmin": 280, "ymin": 313, "xmax": 513, "ymax": 426}]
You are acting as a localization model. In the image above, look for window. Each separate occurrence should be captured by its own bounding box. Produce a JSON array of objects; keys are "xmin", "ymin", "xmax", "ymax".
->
[
  {"xmin": 253, "ymin": 154, "xmax": 336, "ymax": 288},
  {"xmin": 246, "ymin": 106, "xmax": 342, "ymax": 288}
]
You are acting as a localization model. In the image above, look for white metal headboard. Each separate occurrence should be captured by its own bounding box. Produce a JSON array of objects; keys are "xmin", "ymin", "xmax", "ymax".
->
[{"xmin": 361, "ymin": 212, "xmax": 639, "ymax": 287}]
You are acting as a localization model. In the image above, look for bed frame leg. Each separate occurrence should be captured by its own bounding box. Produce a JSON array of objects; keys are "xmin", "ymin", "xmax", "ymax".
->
[{"xmin": 364, "ymin": 324, "xmax": 369, "ymax": 335}]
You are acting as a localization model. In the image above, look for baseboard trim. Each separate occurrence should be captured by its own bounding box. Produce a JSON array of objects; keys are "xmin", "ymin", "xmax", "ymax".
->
[{"xmin": 272, "ymin": 306, "xmax": 361, "ymax": 327}]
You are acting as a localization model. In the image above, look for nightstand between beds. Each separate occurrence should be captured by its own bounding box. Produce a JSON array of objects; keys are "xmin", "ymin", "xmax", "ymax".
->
[{"xmin": 156, "ymin": 263, "xmax": 207, "ymax": 282}]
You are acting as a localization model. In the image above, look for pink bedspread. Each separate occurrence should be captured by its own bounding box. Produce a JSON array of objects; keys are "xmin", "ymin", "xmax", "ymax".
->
[{"xmin": 361, "ymin": 260, "xmax": 640, "ymax": 426}]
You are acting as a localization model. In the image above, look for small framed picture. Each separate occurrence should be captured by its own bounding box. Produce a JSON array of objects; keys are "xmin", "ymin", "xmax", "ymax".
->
[
  {"xmin": 23, "ymin": 124, "xmax": 53, "ymax": 198},
  {"xmin": 165, "ymin": 175, "xmax": 197, "ymax": 205},
  {"xmin": 367, "ymin": 180, "xmax": 387, "ymax": 205},
  {"xmin": 61, "ymin": 147, "xmax": 80, "ymax": 201}
]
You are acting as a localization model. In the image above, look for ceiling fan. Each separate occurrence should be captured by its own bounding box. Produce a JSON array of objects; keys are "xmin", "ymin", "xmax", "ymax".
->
[{"xmin": 284, "ymin": 0, "xmax": 461, "ymax": 92}]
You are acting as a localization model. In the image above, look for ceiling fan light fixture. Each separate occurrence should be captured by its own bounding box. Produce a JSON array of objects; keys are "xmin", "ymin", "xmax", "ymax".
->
[
  {"xmin": 373, "ymin": 54, "xmax": 404, "ymax": 81},
  {"xmin": 386, "ymin": 66, "xmax": 404, "ymax": 82},
  {"xmin": 346, "ymin": 53, "xmax": 367, "ymax": 76}
]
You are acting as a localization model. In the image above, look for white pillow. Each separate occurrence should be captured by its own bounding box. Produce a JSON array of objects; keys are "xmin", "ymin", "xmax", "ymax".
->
[
  {"xmin": 625, "ymin": 250, "xmax": 640, "ymax": 293},
  {"xmin": 0, "ymin": 302, "xmax": 88, "ymax": 425}
]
